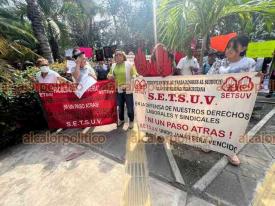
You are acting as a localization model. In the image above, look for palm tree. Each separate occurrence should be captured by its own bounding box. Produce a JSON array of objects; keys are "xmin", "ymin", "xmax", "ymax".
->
[
  {"xmin": 0, "ymin": 4, "xmax": 40, "ymax": 63},
  {"xmin": 25, "ymin": 0, "xmax": 54, "ymax": 63},
  {"xmin": 0, "ymin": 2, "xmax": 37, "ymax": 49},
  {"xmin": 158, "ymin": 0, "xmax": 275, "ymax": 65}
]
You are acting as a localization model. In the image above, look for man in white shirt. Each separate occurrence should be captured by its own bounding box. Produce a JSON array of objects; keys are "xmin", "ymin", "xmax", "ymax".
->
[{"xmin": 176, "ymin": 49, "xmax": 200, "ymax": 75}]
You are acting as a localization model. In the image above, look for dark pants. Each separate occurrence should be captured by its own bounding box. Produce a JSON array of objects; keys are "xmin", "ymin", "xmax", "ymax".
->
[
  {"xmin": 269, "ymin": 79, "xmax": 275, "ymax": 94},
  {"xmin": 117, "ymin": 92, "xmax": 134, "ymax": 122}
]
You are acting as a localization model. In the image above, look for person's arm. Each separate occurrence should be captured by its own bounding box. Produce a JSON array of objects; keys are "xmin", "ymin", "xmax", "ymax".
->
[
  {"xmin": 72, "ymin": 57, "xmax": 82, "ymax": 82},
  {"xmin": 107, "ymin": 64, "xmax": 114, "ymax": 79},
  {"xmin": 88, "ymin": 66, "xmax": 97, "ymax": 80},
  {"xmin": 52, "ymin": 71, "xmax": 70, "ymax": 83},
  {"xmin": 189, "ymin": 58, "xmax": 200, "ymax": 75},
  {"xmin": 175, "ymin": 59, "xmax": 184, "ymax": 75},
  {"xmin": 131, "ymin": 65, "xmax": 138, "ymax": 78},
  {"xmin": 194, "ymin": 59, "xmax": 201, "ymax": 74},
  {"xmin": 57, "ymin": 76, "xmax": 71, "ymax": 83}
]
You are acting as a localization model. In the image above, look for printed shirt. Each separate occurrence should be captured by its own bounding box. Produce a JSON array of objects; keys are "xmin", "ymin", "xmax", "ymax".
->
[
  {"xmin": 36, "ymin": 69, "xmax": 60, "ymax": 83},
  {"xmin": 207, "ymin": 57, "xmax": 256, "ymax": 74}
]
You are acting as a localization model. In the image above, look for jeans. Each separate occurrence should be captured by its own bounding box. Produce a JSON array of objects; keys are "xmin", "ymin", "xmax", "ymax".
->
[{"xmin": 117, "ymin": 92, "xmax": 134, "ymax": 122}]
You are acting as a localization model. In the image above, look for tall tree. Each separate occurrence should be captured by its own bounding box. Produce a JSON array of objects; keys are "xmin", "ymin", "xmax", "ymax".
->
[
  {"xmin": 103, "ymin": 0, "xmax": 154, "ymax": 51},
  {"xmin": 25, "ymin": 0, "xmax": 53, "ymax": 63}
]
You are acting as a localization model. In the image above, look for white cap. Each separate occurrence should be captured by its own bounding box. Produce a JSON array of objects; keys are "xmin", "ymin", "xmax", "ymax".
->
[{"xmin": 40, "ymin": 66, "xmax": 50, "ymax": 73}]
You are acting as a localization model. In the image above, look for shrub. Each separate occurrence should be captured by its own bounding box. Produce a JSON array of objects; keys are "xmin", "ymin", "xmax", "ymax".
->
[{"xmin": 0, "ymin": 62, "xmax": 66, "ymax": 149}]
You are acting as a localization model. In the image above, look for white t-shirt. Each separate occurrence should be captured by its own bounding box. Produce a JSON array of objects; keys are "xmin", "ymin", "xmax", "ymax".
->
[
  {"xmin": 36, "ymin": 69, "xmax": 60, "ymax": 83},
  {"xmin": 71, "ymin": 63, "xmax": 96, "ymax": 83},
  {"xmin": 176, "ymin": 56, "xmax": 200, "ymax": 75},
  {"xmin": 208, "ymin": 57, "xmax": 256, "ymax": 74}
]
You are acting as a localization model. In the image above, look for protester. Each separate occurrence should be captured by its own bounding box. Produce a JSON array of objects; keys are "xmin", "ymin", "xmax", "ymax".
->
[
  {"xmin": 266, "ymin": 52, "xmax": 275, "ymax": 98},
  {"xmin": 176, "ymin": 48, "xmax": 200, "ymax": 75},
  {"xmin": 207, "ymin": 35, "xmax": 260, "ymax": 166},
  {"xmin": 208, "ymin": 36, "xmax": 256, "ymax": 74},
  {"xmin": 107, "ymin": 49, "xmax": 137, "ymax": 129},
  {"xmin": 203, "ymin": 52, "xmax": 216, "ymax": 74},
  {"xmin": 95, "ymin": 60, "xmax": 110, "ymax": 80},
  {"xmin": 35, "ymin": 58, "xmax": 67, "ymax": 83},
  {"xmin": 71, "ymin": 49, "xmax": 97, "ymax": 83}
]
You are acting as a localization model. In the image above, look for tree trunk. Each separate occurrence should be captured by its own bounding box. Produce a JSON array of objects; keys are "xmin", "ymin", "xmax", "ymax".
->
[
  {"xmin": 199, "ymin": 34, "xmax": 208, "ymax": 67},
  {"xmin": 47, "ymin": 21, "xmax": 60, "ymax": 61},
  {"xmin": 49, "ymin": 37, "xmax": 60, "ymax": 62},
  {"xmin": 26, "ymin": 0, "xmax": 54, "ymax": 63}
]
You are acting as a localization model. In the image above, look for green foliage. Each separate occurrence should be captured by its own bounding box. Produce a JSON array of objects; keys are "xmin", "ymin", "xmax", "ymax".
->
[
  {"xmin": 102, "ymin": 0, "xmax": 154, "ymax": 50},
  {"xmin": 0, "ymin": 0, "xmax": 156, "ymax": 62},
  {"xmin": 158, "ymin": 0, "xmax": 275, "ymax": 52},
  {"xmin": 0, "ymin": 62, "xmax": 66, "ymax": 149},
  {"xmin": 0, "ymin": 7, "xmax": 37, "ymax": 49},
  {"xmin": 0, "ymin": 36, "xmax": 40, "ymax": 64}
]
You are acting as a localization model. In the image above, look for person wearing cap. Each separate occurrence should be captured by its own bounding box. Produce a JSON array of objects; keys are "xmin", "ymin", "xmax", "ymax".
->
[
  {"xmin": 107, "ymin": 50, "xmax": 137, "ymax": 129},
  {"xmin": 71, "ymin": 49, "xmax": 97, "ymax": 83},
  {"xmin": 35, "ymin": 58, "xmax": 67, "ymax": 83}
]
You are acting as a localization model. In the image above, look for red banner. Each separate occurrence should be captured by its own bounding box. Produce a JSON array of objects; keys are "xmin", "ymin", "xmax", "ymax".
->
[
  {"xmin": 79, "ymin": 47, "xmax": 93, "ymax": 58},
  {"xmin": 34, "ymin": 80, "xmax": 117, "ymax": 129}
]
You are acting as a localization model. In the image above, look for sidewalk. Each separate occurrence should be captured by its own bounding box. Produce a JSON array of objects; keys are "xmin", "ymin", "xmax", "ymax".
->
[
  {"xmin": 0, "ymin": 100, "xmax": 274, "ymax": 206},
  {"xmin": 204, "ymin": 110, "xmax": 275, "ymax": 206},
  {"xmin": 0, "ymin": 142, "xmax": 213, "ymax": 206}
]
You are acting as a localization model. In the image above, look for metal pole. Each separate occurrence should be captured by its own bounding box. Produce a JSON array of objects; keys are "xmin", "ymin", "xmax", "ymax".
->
[{"xmin": 153, "ymin": 0, "xmax": 157, "ymax": 45}]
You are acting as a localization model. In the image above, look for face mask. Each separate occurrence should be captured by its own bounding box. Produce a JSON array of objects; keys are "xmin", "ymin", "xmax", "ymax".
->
[{"xmin": 40, "ymin": 66, "xmax": 50, "ymax": 73}]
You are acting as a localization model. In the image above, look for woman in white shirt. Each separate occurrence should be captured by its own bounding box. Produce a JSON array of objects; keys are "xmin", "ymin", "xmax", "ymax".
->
[
  {"xmin": 207, "ymin": 35, "xmax": 261, "ymax": 166},
  {"xmin": 208, "ymin": 36, "xmax": 256, "ymax": 75}
]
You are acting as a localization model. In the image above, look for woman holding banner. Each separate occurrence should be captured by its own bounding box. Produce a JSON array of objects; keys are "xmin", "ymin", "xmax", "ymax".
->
[
  {"xmin": 208, "ymin": 35, "xmax": 256, "ymax": 75},
  {"xmin": 207, "ymin": 35, "xmax": 262, "ymax": 166},
  {"xmin": 108, "ymin": 49, "xmax": 138, "ymax": 129}
]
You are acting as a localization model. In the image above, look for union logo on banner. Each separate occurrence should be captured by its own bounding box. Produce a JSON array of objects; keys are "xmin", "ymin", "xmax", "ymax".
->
[
  {"xmin": 134, "ymin": 79, "xmax": 147, "ymax": 93},
  {"xmin": 222, "ymin": 76, "xmax": 254, "ymax": 92}
]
